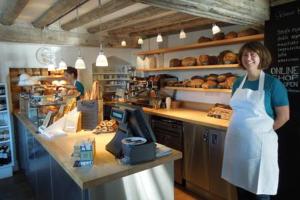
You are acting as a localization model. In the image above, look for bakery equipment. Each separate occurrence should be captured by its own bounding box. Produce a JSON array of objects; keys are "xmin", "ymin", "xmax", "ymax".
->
[{"xmin": 106, "ymin": 104, "xmax": 156, "ymax": 163}]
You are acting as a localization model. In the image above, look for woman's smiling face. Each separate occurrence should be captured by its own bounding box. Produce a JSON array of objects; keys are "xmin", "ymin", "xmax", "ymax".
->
[{"xmin": 241, "ymin": 50, "xmax": 261, "ymax": 71}]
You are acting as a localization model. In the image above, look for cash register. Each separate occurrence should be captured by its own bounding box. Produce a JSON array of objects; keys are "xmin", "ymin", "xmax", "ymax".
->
[{"xmin": 105, "ymin": 104, "xmax": 156, "ymax": 164}]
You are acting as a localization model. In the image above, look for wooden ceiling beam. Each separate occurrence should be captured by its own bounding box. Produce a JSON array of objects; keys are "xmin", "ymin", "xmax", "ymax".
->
[
  {"xmin": 0, "ymin": 24, "xmax": 139, "ymax": 48},
  {"xmin": 130, "ymin": 18, "xmax": 228, "ymax": 38},
  {"xmin": 87, "ymin": 6, "xmax": 176, "ymax": 34},
  {"xmin": 32, "ymin": 0, "xmax": 89, "ymax": 28},
  {"xmin": 0, "ymin": 0, "xmax": 29, "ymax": 25},
  {"xmin": 108, "ymin": 12, "xmax": 199, "ymax": 36},
  {"xmin": 61, "ymin": 0, "xmax": 135, "ymax": 31},
  {"xmin": 133, "ymin": 0, "xmax": 269, "ymax": 26}
]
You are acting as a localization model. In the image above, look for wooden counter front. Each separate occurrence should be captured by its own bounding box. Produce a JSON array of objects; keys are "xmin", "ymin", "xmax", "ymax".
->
[
  {"xmin": 143, "ymin": 107, "xmax": 229, "ymax": 130},
  {"xmin": 14, "ymin": 112, "xmax": 182, "ymax": 190}
]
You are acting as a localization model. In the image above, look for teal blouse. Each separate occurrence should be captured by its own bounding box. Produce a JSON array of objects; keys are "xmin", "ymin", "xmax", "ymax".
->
[
  {"xmin": 232, "ymin": 73, "xmax": 289, "ymax": 119},
  {"xmin": 75, "ymin": 80, "xmax": 85, "ymax": 97}
]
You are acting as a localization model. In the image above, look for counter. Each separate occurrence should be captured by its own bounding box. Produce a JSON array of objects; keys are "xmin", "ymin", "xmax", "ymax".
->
[
  {"xmin": 14, "ymin": 112, "xmax": 182, "ymax": 200},
  {"xmin": 143, "ymin": 107, "xmax": 229, "ymax": 130}
]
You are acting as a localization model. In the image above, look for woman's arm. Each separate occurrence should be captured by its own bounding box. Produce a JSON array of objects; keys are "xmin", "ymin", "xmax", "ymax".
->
[{"xmin": 273, "ymin": 106, "xmax": 290, "ymax": 130}]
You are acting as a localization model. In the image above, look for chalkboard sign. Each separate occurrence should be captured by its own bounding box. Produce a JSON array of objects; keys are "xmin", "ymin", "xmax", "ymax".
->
[
  {"xmin": 265, "ymin": 1, "xmax": 300, "ymax": 93},
  {"xmin": 265, "ymin": 2, "xmax": 300, "ymax": 199}
]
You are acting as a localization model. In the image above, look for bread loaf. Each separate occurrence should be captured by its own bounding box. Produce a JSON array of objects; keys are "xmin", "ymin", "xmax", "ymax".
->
[
  {"xmin": 238, "ymin": 28, "xmax": 258, "ymax": 37},
  {"xmin": 202, "ymin": 80, "xmax": 217, "ymax": 89},
  {"xmin": 190, "ymin": 79, "xmax": 205, "ymax": 88},
  {"xmin": 197, "ymin": 55, "xmax": 219, "ymax": 66},
  {"xmin": 197, "ymin": 36, "xmax": 211, "ymax": 43},
  {"xmin": 212, "ymin": 32, "xmax": 225, "ymax": 41},
  {"xmin": 182, "ymin": 57, "xmax": 197, "ymax": 66},
  {"xmin": 169, "ymin": 58, "xmax": 181, "ymax": 67},
  {"xmin": 218, "ymin": 50, "xmax": 238, "ymax": 64},
  {"xmin": 217, "ymin": 82, "xmax": 229, "ymax": 89},
  {"xmin": 206, "ymin": 74, "xmax": 218, "ymax": 81},
  {"xmin": 225, "ymin": 76, "xmax": 237, "ymax": 89},
  {"xmin": 225, "ymin": 31, "xmax": 238, "ymax": 39},
  {"xmin": 217, "ymin": 73, "xmax": 233, "ymax": 83}
]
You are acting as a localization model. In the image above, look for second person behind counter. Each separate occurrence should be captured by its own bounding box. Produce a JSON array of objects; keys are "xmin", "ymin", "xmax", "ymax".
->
[{"xmin": 64, "ymin": 66, "xmax": 85, "ymax": 99}]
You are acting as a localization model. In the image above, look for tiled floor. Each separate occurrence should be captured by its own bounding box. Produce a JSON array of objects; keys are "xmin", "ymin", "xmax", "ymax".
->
[{"xmin": 0, "ymin": 172, "xmax": 204, "ymax": 200}]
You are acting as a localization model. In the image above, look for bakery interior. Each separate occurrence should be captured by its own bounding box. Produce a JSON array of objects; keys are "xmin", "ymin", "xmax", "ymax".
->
[{"xmin": 0, "ymin": 0, "xmax": 299, "ymax": 200}]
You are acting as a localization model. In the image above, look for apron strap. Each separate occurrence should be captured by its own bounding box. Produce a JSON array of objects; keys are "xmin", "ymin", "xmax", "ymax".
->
[
  {"xmin": 238, "ymin": 73, "xmax": 248, "ymax": 89},
  {"xmin": 258, "ymin": 71, "xmax": 265, "ymax": 92}
]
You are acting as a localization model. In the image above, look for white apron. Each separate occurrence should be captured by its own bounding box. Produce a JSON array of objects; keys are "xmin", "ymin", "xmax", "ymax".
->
[{"xmin": 221, "ymin": 71, "xmax": 279, "ymax": 195}]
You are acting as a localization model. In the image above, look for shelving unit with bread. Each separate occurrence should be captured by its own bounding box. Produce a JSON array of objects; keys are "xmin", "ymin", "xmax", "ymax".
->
[{"xmin": 164, "ymin": 87, "xmax": 232, "ymax": 93}]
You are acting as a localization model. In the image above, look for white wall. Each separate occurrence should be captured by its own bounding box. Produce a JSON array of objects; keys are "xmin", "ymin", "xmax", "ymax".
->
[
  {"xmin": 0, "ymin": 42, "xmax": 139, "ymax": 90},
  {"xmin": 138, "ymin": 25, "xmax": 249, "ymax": 104}
]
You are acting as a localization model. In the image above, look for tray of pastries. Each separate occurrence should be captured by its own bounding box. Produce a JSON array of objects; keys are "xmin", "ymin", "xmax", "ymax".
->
[
  {"xmin": 93, "ymin": 119, "xmax": 118, "ymax": 134},
  {"xmin": 207, "ymin": 103, "xmax": 232, "ymax": 120}
]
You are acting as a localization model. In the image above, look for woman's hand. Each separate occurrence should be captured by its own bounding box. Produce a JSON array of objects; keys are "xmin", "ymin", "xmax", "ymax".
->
[{"xmin": 273, "ymin": 106, "xmax": 290, "ymax": 130}]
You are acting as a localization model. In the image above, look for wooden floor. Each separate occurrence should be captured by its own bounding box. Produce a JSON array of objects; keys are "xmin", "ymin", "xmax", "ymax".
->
[{"xmin": 0, "ymin": 172, "xmax": 204, "ymax": 200}]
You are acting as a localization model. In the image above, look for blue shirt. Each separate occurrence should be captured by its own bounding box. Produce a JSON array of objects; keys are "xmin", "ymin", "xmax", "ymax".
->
[
  {"xmin": 232, "ymin": 73, "xmax": 289, "ymax": 119},
  {"xmin": 75, "ymin": 80, "xmax": 84, "ymax": 97}
]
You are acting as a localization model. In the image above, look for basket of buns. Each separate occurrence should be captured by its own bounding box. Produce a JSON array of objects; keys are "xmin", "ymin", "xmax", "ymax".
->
[{"xmin": 93, "ymin": 119, "xmax": 118, "ymax": 134}]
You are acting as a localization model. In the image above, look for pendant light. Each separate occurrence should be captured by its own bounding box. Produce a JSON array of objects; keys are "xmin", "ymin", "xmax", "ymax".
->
[
  {"xmin": 138, "ymin": 37, "xmax": 143, "ymax": 45},
  {"xmin": 74, "ymin": 1, "xmax": 86, "ymax": 69},
  {"xmin": 96, "ymin": 44, "xmax": 108, "ymax": 67},
  {"xmin": 121, "ymin": 40, "xmax": 127, "ymax": 47},
  {"xmin": 59, "ymin": 60, "xmax": 67, "ymax": 70},
  {"xmin": 95, "ymin": 0, "xmax": 108, "ymax": 67},
  {"xmin": 179, "ymin": 29, "xmax": 186, "ymax": 39},
  {"xmin": 156, "ymin": 33, "xmax": 163, "ymax": 43},
  {"xmin": 212, "ymin": 24, "xmax": 221, "ymax": 35}
]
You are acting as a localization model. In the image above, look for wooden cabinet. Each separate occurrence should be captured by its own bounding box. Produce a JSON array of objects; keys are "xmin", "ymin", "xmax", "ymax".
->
[{"xmin": 183, "ymin": 122, "xmax": 236, "ymax": 200}]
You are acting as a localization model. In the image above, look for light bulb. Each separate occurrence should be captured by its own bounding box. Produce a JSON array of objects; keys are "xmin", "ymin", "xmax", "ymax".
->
[
  {"xmin": 179, "ymin": 29, "xmax": 186, "ymax": 39},
  {"xmin": 212, "ymin": 24, "xmax": 221, "ymax": 35},
  {"xmin": 75, "ymin": 56, "xmax": 86, "ymax": 69},
  {"xmin": 121, "ymin": 40, "xmax": 126, "ymax": 47},
  {"xmin": 156, "ymin": 33, "xmax": 163, "ymax": 43},
  {"xmin": 138, "ymin": 37, "xmax": 143, "ymax": 45},
  {"xmin": 59, "ymin": 60, "xmax": 67, "ymax": 70}
]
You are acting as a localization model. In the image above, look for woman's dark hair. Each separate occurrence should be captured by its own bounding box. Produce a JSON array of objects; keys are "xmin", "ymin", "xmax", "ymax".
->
[
  {"xmin": 238, "ymin": 42, "xmax": 272, "ymax": 70},
  {"xmin": 65, "ymin": 66, "xmax": 78, "ymax": 79}
]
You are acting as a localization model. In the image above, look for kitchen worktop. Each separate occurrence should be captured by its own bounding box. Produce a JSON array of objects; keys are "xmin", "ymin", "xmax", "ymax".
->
[
  {"xmin": 143, "ymin": 107, "xmax": 229, "ymax": 130},
  {"xmin": 14, "ymin": 112, "xmax": 182, "ymax": 190}
]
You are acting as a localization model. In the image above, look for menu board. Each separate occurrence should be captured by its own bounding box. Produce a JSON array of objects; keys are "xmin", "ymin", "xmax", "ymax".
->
[
  {"xmin": 265, "ymin": 2, "xmax": 300, "ymax": 199},
  {"xmin": 265, "ymin": 1, "xmax": 300, "ymax": 93}
]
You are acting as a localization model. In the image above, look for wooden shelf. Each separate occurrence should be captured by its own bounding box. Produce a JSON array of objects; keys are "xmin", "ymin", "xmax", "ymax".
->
[
  {"xmin": 136, "ymin": 64, "xmax": 240, "ymax": 72},
  {"xmin": 93, "ymin": 72, "xmax": 129, "ymax": 75},
  {"xmin": 164, "ymin": 87, "xmax": 232, "ymax": 93},
  {"xmin": 137, "ymin": 34, "xmax": 264, "ymax": 56},
  {"xmin": 97, "ymin": 78, "xmax": 131, "ymax": 81}
]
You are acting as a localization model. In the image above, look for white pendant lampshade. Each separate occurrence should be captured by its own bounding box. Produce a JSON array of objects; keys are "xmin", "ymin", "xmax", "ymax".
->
[
  {"xmin": 156, "ymin": 33, "xmax": 163, "ymax": 43},
  {"xmin": 59, "ymin": 60, "xmax": 67, "ymax": 70},
  {"xmin": 138, "ymin": 37, "xmax": 143, "ymax": 45},
  {"xmin": 212, "ymin": 24, "xmax": 221, "ymax": 35},
  {"xmin": 96, "ymin": 44, "xmax": 108, "ymax": 67},
  {"xmin": 121, "ymin": 40, "xmax": 126, "ymax": 47},
  {"xmin": 179, "ymin": 29, "xmax": 186, "ymax": 39},
  {"xmin": 75, "ymin": 56, "xmax": 86, "ymax": 69}
]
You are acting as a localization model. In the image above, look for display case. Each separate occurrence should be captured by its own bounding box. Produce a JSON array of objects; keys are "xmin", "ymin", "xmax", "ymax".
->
[{"xmin": 0, "ymin": 82, "xmax": 14, "ymax": 179}]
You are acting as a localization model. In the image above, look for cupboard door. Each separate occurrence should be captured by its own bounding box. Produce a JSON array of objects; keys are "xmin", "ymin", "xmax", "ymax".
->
[
  {"xmin": 184, "ymin": 123, "xmax": 209, "ymax": 190},
  {"xmin": 209, "ymin": 129, "xmax": 236, "ymax": 200}
]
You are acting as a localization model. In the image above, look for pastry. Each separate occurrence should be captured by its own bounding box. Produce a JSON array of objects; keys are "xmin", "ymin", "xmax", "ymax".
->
[
  {"xmin": 217, "ymin": 82, "xmax": 229, "ymax": 89},
  {"xmin": 212, "ymin": 32, "xmax": 225, "ymax": 40},
  {"xmin": 191, "ymin": 76, "xmax": 203, "ymax": 80},
  {"xmin": 197, "ymin": 36, "xmax": 212, "ymax": 43},
  {"xmin": 238, "ymin": 28, "xmax": 258, "ymax": 37},
  {"xmin": 225, "ymin": 76, "xmax": 237, "ymax": 89},
  {"xmin": 225, "ymin": 31, "xmax": 238, "ymax": 39},
  {"xmin": 202, "ymin": 80, "xmax": 217, "ymax": 89},
  {"xmin": 169, "ymin": 58, "xmax": 182, "ymax": 67},
  {"xmin": 190, "ymin": 79, "xmax": 205, "ymax": 88},
  {"xmin": 217, "ymin": 73, "xmax": 233, "ymax": 83},
  {"xmin": 181, "ymin": 57, "xmax": 197, "ymax": 66},
  {"xmin": 206, "ymin": 74, "xmax": 218, "ymax": 81}
]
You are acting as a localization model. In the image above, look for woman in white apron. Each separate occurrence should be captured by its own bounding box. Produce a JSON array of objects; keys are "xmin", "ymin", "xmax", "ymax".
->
[{"xmin": 222, "ymin": 42, "xmax": 290, "ymax": 200}]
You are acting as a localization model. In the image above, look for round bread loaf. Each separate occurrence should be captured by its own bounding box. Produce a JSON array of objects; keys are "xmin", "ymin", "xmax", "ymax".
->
[
  {"xmin": 206, "ymin": 74, "xmax": 218, "ymax": 81},
  {"xmin": 212, "ymin": 32, "xmax": 225, "ymax": 41},
  {"xmin": 182, "ymin": 57, "xmax": 197, "ymax": 66},
  {"xmin": 217, "ymin": 82, "xmax": 229, "ymax": 89},
  {"xmin": 225, "ymin": 76, "xmax": 237, "ymax": 89},
  {"xmin": 198, "ymin": 36, "xmax": 212, "ymax": 43},
  {"xmin": 169, "ymin": 58, "xmax": 182, "ymax": 67},
  {"xmin": 218, "ymin": 50, "xmax": 238, "ymax": 64},
  {"xmin": 190, "ymin": 79, "xmax": 205, "ymax": 88},
  {"xmin": 225, "ymin": 31, "xmax": 238, "ymax": 39},
  {"xmin": 197, "ymin": 55, "xmax": 209, "ymax": 65},
  {"xmin": 238, "ymin": 28, "xmax": 258, "ymax": 37}
]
